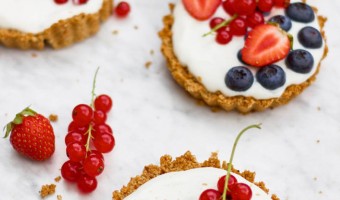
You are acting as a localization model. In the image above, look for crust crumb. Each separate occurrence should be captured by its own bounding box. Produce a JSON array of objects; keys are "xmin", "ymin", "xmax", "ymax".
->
[
  {"xmin": 150, "ymin": 50, "xmax": 155, "ymax": 55},
  {"xmin": 54, "ymin": 176, "xmax": 61, "ymax": 183},
  {"xmin": 57, "ymin": 195, "xmax": 62, "ymax": 200},
  {"xmin": 49, "ymin": 114, "xmax": 58, "ymax": 122},
  {"xmin": 134, "ymin": 25, "xmax": 139, "ymax": 30},
  {"xmin": 31, "ymin": 53, "xmax": 38, "ymax": 58},
  {"xmin": 145, "ymin": 61, "xmax": 152, "ymax": 69},
  {"xmin": 40, "ymin": 184, "xmax": 56, "ymax": 198},
  {"xmin": 112, "ymin": 30, "xmax": 119, "ymax": 35}
]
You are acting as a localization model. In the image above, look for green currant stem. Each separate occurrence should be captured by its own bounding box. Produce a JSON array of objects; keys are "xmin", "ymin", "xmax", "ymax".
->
[
  {"xmin": 222, "ymin": 124, "xmax": 262, "ymax": 200},
  {"xmin": 85, "ymin": 67, "xmax": 100, "ymax": 153},
  {"xmin": 202, "ymin": 14, "xmax": 238, "ymax": 37}
]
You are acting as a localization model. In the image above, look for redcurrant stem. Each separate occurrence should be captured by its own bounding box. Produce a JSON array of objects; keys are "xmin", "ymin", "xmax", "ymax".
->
[
  {"xmin": 85, "ymin": 67, "xmax": 100, "ymax": 153},
  {"xmin": 203, "ymin": 14, "xmax": 238, "ymax": 37},
  {"xmin": 222, "ymin": 124, "xmax": 262, "ymax": 200}
]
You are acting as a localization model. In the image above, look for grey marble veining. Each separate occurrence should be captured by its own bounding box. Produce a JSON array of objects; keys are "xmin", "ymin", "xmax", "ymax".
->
[{"xmin": 0, "ymin": 0, "xmax": 339, "ymax": 199}]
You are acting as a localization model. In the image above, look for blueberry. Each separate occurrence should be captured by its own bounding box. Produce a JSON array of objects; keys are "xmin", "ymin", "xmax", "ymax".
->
[
  {"xmin": 286, "ymin": 49, "xmax": 314, "ymax": 74},
  {"xmin": 298, "ymin": 26, "xmax": 323, "ymax": 48},
  {"xmin": 256, "ymin": 65, "xmax": 286, "ymax": 90},
  {"xmin": 237, "ymin": 49, "xmax": 248, "ymax": 65},
  {"xmin": 268, "ymin": 15, "xmax": 292, "ymax": 31},
  {"xmin": 285, "ymin": 2, "xmax": 315, "ymax": 23},
  {"xmin": 225, "ymin": 66, "xmax": 254, "ymax": 91}
]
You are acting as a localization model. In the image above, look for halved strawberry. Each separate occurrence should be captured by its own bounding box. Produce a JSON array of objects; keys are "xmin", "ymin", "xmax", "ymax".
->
[
  {"xmin": 242, "ymin": 24, "xmax": 290, "ymax": 67},
  {"xmin": 182, "ymin": 0, "xmax": 221, "ymax": 21}
]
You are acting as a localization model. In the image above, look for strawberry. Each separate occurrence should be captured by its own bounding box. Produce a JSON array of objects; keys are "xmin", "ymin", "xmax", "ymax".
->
[
  {"xmin": 242, "ymin": 24, "xmax": 290, "ymax": 67},
  {"xmin": 182, "ymin": 0, "xmax": 221, "ymax": 21},
  {"xmin": 4, "ymin": 107, "xmax": 55, "ymax": 161}
]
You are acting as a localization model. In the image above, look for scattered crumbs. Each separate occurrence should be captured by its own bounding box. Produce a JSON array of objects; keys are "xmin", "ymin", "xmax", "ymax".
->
[
  {"xmin": 49, "ymin": 114, "xmax": 58, "ymax": 122},
  {"xmin": 319, "ymin": 191, "xmax": 323, "ymax": 194},
  {"xmin": 112, "ymin": 30, "xmax": 119, "ymax": 35},
  {"xmin": 54, "ymin": 176, "xmax": 61, "ymax": 183},
  {"xmin": 211, "ymin": 107, "xmax": 221, "ymax": 113},
  {"xmin": 57, "ymin": 195, "xmax": 62, "ymax": 200},
  {"xmin": 134, "ymin": 25, "xmax": 139, "ymax": 30},
  {"xmin": 313, "ymin": 177, "xmax": 318, "ymax": 181},
  {"xmin": 316, "ymin": 140, "xmax": 320, "ymax": 144},
  {"xmin": 202, "ymin": 183, "xmax": 208, "ymax": 186},
  {"xmin": 195, "ymin": 100, "xmax": 205, "ymax": 106},
  {"xmin": 197, "ymin": 76, "xmax": 202, "ymax": 82},
  {"xmin": 150, "ymin": 49, "xmax": 155, "ymax": 55},
  {"xmin": 31, "ymin": 53, "xmax": 38, "ymax": 58},
  {"xmin": 317, "ymin": 106, "xmax": 321, "ymax": 111},
  {"xmin": 145, "ymin": 61, "xmax": 152, "ymax": 69},
  {"xmin": 40, "ymin": 184, "xmax": 56, "ymax": 198}
]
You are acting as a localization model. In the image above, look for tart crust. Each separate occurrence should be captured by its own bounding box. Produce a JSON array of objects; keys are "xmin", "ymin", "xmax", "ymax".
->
[
  {"xmin": 112, "ymin": 151, "xmax": 280, "ymax": 200},
  {"xmin": 0, "ymin": 0, "xmax": 112, "ymax": 50},
  {"xmin": 159, "ymin": 3, "xmax": 328, "ymax": 113}
]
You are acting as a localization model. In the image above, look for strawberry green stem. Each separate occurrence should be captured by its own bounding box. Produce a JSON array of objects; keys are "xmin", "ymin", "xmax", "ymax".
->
[
  {"xmin": 3, "ymin": 107, "xmax": 37, "ymax": 138},
  {"xmin": 203, "ymin": 14, "xmax": 238, "ymax": 37},
  {"xmin": 85, "ymin": 67, "xmax": 100, "ymax": 153},
  {"xmin": 222, "ymin": 124, "xmax": 262, "ymax": 200}
]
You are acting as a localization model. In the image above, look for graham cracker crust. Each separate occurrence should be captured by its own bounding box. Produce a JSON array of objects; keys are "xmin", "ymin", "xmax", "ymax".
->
[
  {"xmin": 112, "ymin": 151, "xmax": 280, "ymax": 200},
  {"xmin": 159, "ymin": 3, "xmax": 328, "ymax": 114},
  {"xmin": 0, "ymin": 0, "xmax": 112, "ymax": 50}
]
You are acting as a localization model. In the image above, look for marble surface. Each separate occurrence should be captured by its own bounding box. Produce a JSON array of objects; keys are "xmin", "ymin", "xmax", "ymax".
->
[{"xmin": 0, "ymin": 0, "xmax": 339, "ymax": 199}]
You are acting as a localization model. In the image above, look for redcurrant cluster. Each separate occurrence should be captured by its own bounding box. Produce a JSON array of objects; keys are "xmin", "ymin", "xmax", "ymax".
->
[
  {"xmin": 199, "ymin": 174, "xmax": 252, "ymax": 200},
  {"xmin": 54, "ymin": 0, "xmax": 88, "ymax": 5},
  {"xmin": 207, "ymin": 0, "xmax": 290, "ymax": 44}
]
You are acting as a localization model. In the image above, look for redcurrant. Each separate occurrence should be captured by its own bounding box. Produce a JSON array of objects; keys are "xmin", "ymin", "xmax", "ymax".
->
[
  {"xmin": 199, "ymin": 189, "xmax": 222, "ymax": 200},
  {"xmin": 246, "ymin": 12, "xmax": 264, "ymax": 28},
  {"xmin": 94, "ymin": 94, "xmax": 113, "ymax": 113},
  {"xmin": 210, "ymin": 17, "xmax": 225, "ymax": 30},
  {"xmin": 54, "ymin": 0, "xmax": 68, "ymax": 4},
  {"xmin": 83, "ymin": 155, "xmax": 105, "ymax": 177},
  {"xmin": 92, "ymin": 124, "xmax": 113, "ymax": 138},
  {"xmin": 234, "ymin": 0, "xmax": 256, "ymax": 16},
  {"xmin": 72, "ymin": 104, "xmax": 93, "ymax": 127},
  {"xmin": 222, "ymin": 0, "xmax": 236, "ymax": 16},
  {"xmin": 230, "ymin": 183, "xmax": 252, "ymax": 200},
  {"xmin": 87, "ymin": 150, "xmax": 104, "ymax": 161},
  {"xmin": 93, "ymin": 110, "xmax": 107, "ymax": 125},
  {"xmin": 77, "ymin": 174, "xmax": 98, "ymax": 193},
  {"xmin": 115, "ymin": 2, "xmax": 131, "ymax": 18},
  {"xmin": 61, "ymin": 160, "xmax": 82, "ymax": 182},
  {"xmin": 66, "ymin": 142, "xmax": 86, "ymax": 162},
  {"xmin": 217, "ymin": 175, "xmax": 238, "ymax": 196},
  {"xmin": 93, "ymin": 133, "xmax": 115, "ymax": 153},
  {"xmin": 273, "ymin": 0, "xmax": 290, "ymax": 8},
  {"xmin": 258, "ymin": 0, "xmax": 274, "ymax": 12},
  {"xmin": 65, "ymin": 131, "xmax": 86, "ymax": 145},
  {"xmin": 73, "ymin": 0, "xmax": 88, "ymax": 5},
  {"xmin": 230, "ymin": 17, "xmax": 247, "ymax": 36},
  {"xmin": 216, "ymin": 29, "xmax": 233, "ymax": 45},
  {"xmin": 68, "ymin": 121, "xmax": 88, "ymax": 134}
]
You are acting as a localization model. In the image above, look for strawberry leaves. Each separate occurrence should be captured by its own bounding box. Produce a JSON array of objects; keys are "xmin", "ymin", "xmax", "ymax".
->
[{"xmin": 4, "ymin": 107, "xmax": 37, "ymax": 138}]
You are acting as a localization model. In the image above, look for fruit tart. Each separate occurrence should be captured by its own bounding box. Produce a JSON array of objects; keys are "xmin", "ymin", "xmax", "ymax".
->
[
  {"xmin": 159, "ymin": 0, "xmax": 328, "ymax": 113},
  {"xmin": 0, "ymin": 0, "xmax": 112, "ymax": 49}
]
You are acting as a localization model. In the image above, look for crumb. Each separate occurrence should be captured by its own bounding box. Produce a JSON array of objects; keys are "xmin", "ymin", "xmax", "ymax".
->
[
  {"xmin": 313, "ymin": 177, "xmax": 318, "ymax": 181},
  {"xmin": 317, "ymin": 107, "xmax": 321, "ymax": 111},
  {"xmin": 316, "ymin": 140, "xmax": 320, "ymax": 144},
  {"xmin": 31, "ymin": 53, "xmax": 38, "ymax": 58},
  {"xmin": 202, "ymin": 183, "xmax": 208, "ymax": 186},
  {"xmin": 150, "ymin": 50, "xmax": 155, "ymax": 55},
  {"xmin": 54, "ymin": 176, "xmax": 61, "ymax": 183},
  {"xmin": 57, "ymin": 195, "xmax": 62, "ymax": 200},
  {"xmin": 112, "ymin": 30, "xmax": 119, "ymax": 35},
  {"xmin": 319, "ymin": 191, "xmax": 323, "ymax": 194},
  {"xmin": 145, "ymin": 61, "xmax": 152, "ymax": 69},
  {"xmin": 40, "ymin": 184, "xmax": 56, "ymax": 198},
  {"xmin": 134, "ymin": 25, "xmax": 139, "ymax": 30},
  {"xmin": 49, "ymin": 114, "xmax": 58, "ymax": 122},
  {"xmin": 197, "ymin": 76, "xmax": 202, "ymax": 82}
]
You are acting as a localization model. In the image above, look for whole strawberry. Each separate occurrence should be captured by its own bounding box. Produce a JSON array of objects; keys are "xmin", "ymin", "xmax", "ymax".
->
[{"xmin": 4, "ymin": 107, "xmax": 55, "ymax": 161}]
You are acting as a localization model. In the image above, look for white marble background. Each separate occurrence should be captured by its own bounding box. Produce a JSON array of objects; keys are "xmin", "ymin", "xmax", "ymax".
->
[{"xmin": 0, "ymin": 0, "xmax": 339, "ymax": 199}]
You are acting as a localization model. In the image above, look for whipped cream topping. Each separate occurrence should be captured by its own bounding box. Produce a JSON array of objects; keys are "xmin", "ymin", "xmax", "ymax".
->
[
  {"xmin": 124, "ymin": 167, "xmax": 272, "ymax": 200},
  {"xmin": 0, "ymin": 0, "xmax": 103, "ymax": 33},
  {"xmin": 172, "ymin": 0, "xmax": 325, "ymax": 99}
]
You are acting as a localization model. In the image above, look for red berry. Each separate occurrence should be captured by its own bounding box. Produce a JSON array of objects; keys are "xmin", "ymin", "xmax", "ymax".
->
[
  {"xmin": 217, "ymin": 175, "xmax": 238, "ymax": 196},
  {"xmin": 83, "ymin": 155, "xmax": 105, "ymax": 177},
  {"xmin": 73, "ymin": 0, "xmax": 88, "ymax": 5},
  {"xmin": 273, "ymin": 0, "xmax": 290, "ymax": 8},
  {"xmin": 234, "ymin": 0, "xmax": 256, "ymax": 16},
  {"xmin": 246, "ymin": 12, "xmax": 264, "ymax": 28},
  {"xmin": 93, "ymin": 110, "xmax": 107, "ymax": 125},
  {"xmin": 94, "ymin": 94, "xmax": 113, "ymax": 113},
  {"xmin": 182, "ymin": 0, "xmax": 221, "ymax": 21},
  {"xmin": 77, "ymin": 174, "xmax": 97, "ymax": 193},
  {"xmin": 68, "ymin": 121, "xmax": 88, "ymax": 134},
  {"xmin": 210, "ymin": 17, "xmax": 225, "ymax": 30},
  {"xmin": 199, "ymin": 189, "xmax": 222, "ymax": 200},
  {"xmin": 72, "ymin": 104, "xmax": 93, "ymax": 127},
  {"xmin": 66, "ymin": 142, "xmax": 86, "ymax": 162},
  {"xmin": 93, "ymin": 133, "xmax": 115, "ymax": 153},
  {"xmin": 65, "ymin": 131, "xmax": 86, "ymax": 145},
  {"xmin": 222, "ymin": 0, "xmax": 236, "ymax": 16},
  {"xmin": 230, "ymin": 183, "xmax": 252, "ymax": 200},
  {"xmin": 87, "ymin": 150, "xmax": 104, "ymax": 161},
  {"xmin": 257, "ymin": 0, "xmax": 274, "ymax": 12},
  {"xmin": 61, "ymin": 160, "xmax": 82, "ymax": 182},
  {"xmin": 216, "ymin": 29, "xmax": 233, "ymax": 45},
  {"xmin": 229, "ymin": 17, "xmax": 247, "ymax": 36},
  {"xmin": 92, "ymin": 124, "xmax": 113, "ymax": 138},
  {"xmin": 115, "ymin": 2, "xmax": 131, "ymax": 18},
  {"xmin": 54, "ymin": 0, "xmax": 68, "ymax": 4}
]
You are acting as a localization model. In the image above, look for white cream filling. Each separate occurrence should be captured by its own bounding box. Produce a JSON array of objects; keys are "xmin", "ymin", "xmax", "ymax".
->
[
  {"xmin": 0, "ymin": 0, "xmax": 103, "ymax": 33},
  {"xmin": 125, "ymin": 167, "xmax": 272, "ymax": 200},
  {"xmin": 172, "ymin": 0, "xmax": 325, "ymax": 99}
]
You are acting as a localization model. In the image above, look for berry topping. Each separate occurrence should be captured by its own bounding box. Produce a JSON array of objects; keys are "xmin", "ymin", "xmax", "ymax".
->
[
  {"xmin": 210, "ymin": 17, "xmax": 225, "ymax": 30},
  {"xmin": 256, "ymin": 65, "xmax": 286, "ymax": 90},
  {"xmin": 54, "ymin": 0, "xmax": 68, "ymax": 4},
  {"xmin": 257, "ymin": 0, "xmax": 274, "ymax": 12},
  {"xmin": 115, "ymin": 1, "xmax": 131, "ymax": 18},
  {"xmin": 233, "ymin": 0, "xmax": 257, "ymax": 16},
  {"xmin": 182, "ymin": 0, "xmax": 221, "ymax": 21},
  {"xmin": 230, "ymin": 17, "xmax": 247, "ymax": 36},
  {"xmin": 72, "ymin": 0, "xmax": 88, "ymax": 5},
  {"xmin": 4, "ymin": 107, "xmax": 55, "ymax": 161},
  {"xmin": 246, "ymin": 11, "xmax": 265, "ymax": 28},
  {"xmin": 285, "ymin": 2, "xmax": 315, "ymax": 23},
  {"xmin": 237, "ymin": 49, "xmax": 247, "ymax": 65},
  {"xmin": 199, "ymin": 189, "xmax": 222, "ymax": 200},
  {"xmin": 225, "ymin": 66, "xmax": 254, "ymax": 91},
  {"xmin": 268, "ymin": 15, "xmax": 292, "ymax": 32},
  {"xmin": 286, "ymin": 49, "xmax": 314, "ymax": 73},
  {"xmin": 273, "ymin": 0, "xmax": 290, "ymax": 8},
  {"xmin": 242, "ymin": 24, "xmax": 290, "ymax": 67},
  {"xmin": 217, "ymin": 175, "xmax": 237, "ymax": 196},
  {"xmin": 216, "ymin": 29, "xmax": 233, "ymax": 45},
  {"xmin": 230, "ymin": 183, "xmax": 253, "ymax": 200},
  {"xmin": 298, "ymin": 26, "xmax": 323, "ymax": 49},
  {"xmin": 222, "ymin": 0, "xmax": 236, "ymax": 16}
]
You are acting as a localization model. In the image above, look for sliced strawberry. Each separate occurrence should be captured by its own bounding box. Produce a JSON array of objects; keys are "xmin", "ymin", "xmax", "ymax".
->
[
  {"xmin": 242, "ymin": 24, "xmax": 290, "ymax": 67},
  {"xmin": 182, "ymin": 0, "xmax": 221, "ymax": 21}
]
